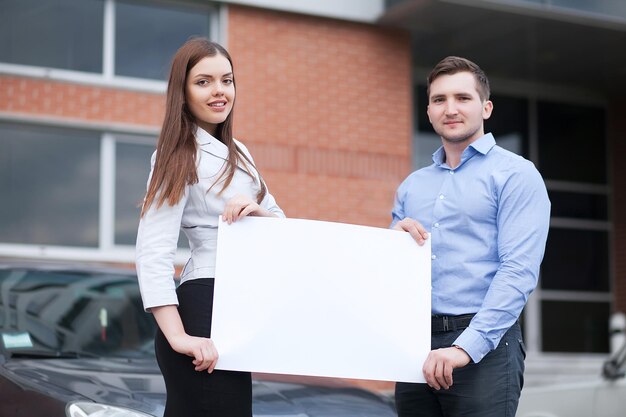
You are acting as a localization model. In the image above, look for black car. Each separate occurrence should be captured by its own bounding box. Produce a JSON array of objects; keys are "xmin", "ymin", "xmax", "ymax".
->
[{"xmin": 0, "ymin": 261, "xmax": 397, "ymax": 417}]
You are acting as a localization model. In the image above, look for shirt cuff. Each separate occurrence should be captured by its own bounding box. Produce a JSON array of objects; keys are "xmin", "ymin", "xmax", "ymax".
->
[
  {"xmin": 141, "ymin": 292, "xmax": 179, "ymax": 313},
  {"xmin": 453, "ymin": 327, "xmax": 491, "ymax": 363}
]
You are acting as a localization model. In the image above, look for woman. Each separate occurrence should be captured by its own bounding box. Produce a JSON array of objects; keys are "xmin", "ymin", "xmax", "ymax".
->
[{"xmin": 136, "ymin": 37, "xmax": 285, "ymax": 416}]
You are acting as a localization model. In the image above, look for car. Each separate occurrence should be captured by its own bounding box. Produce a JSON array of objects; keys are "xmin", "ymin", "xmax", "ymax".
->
[
  {"xmin": 0, "ymin": 261, "xmax": 397, "ymax": 417},
  {"xmin": 516, "ymin": 341, "xmax": 626, "ymax": 417}
]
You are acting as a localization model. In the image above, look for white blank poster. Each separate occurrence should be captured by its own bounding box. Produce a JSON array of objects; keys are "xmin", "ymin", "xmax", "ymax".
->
[{"xmin": 212, "ymin": 217, "xmax": 431, "ymax": 383}]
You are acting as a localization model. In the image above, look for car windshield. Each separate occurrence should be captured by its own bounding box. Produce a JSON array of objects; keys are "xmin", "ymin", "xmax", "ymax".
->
[{"xmin": 0, "ymin": 267, "xmax": 157, "ymax": 359}]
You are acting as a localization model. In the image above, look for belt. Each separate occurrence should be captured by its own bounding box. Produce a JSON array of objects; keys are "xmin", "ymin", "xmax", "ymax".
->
[{"xmin": 431, "ymin": 314, "xmax": 475, "ymax": 332}]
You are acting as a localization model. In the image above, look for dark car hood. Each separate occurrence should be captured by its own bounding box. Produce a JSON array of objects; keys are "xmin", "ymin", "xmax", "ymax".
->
[
  {"xmin": 1, "ymin": 357, "xmax": 166, "ymax": 416},
  {"xmin": 1, "ymin": 358, "xmax": 395, "ymax": 417}
]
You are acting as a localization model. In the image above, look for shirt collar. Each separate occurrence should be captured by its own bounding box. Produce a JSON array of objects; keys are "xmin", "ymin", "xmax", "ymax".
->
[
  {"xmin": 195, "ymin": 126, "xmax": 219, "ymax": 146},
  {"xmin": 469, "ymin": 133, "xmax": 496, "ymax": 155},
  {"xmin": 431, "ymin": 133, "xmax": 496, "ymax": 168},
  {"xmin": 195, "ymin": 126, "xmax": 229, "ymax": 161}
]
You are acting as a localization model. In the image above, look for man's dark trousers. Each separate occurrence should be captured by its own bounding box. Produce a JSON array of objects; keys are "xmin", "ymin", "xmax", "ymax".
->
[{"xmin": 395, "ymin": 322, "xmax": 526, "ymax": 417}]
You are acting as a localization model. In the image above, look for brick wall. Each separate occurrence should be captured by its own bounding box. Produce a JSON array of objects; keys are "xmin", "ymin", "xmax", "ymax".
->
[
  {"xmin": 228, "ymin": 5, "xmax": 413, "ymax": 228},
  {"xmin": 610, "ymin": 101, "xmax": 626, "ymax": 313},
  {"xmin": 0, "ymin": 76, "xmax": 164, "ymax": 127}
]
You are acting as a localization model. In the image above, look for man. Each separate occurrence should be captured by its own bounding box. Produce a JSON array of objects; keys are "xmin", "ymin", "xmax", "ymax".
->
[{"xmin": 392, "ymin": 56, "xmax": 550, "ymax": 417}]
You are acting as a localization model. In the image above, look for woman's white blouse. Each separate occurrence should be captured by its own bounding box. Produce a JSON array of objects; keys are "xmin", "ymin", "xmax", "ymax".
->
[{"xmin": 136, "ymin": 128, "xmax": 285, "ymax": 310}]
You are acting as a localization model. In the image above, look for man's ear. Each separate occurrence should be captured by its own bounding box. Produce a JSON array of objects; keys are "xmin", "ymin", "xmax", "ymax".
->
[{"xmin": 482, "ymin": 100, "xmax": 493, "ymax": 120}]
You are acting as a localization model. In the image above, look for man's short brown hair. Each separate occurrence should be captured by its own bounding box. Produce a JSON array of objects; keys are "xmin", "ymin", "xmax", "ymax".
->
[{"xmin": 427, "ymin": 56, "xmax": 490, "ymax": 101}]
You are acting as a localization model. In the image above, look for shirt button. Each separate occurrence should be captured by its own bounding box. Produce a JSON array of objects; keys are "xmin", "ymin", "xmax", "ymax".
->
[
  {"xmin": 431, "ymin": 255, "xmax": 437, "ymax": 260},
  {"xmin": 434, "ymin": 223, "xmax": 440, "ymax": 228},
  {"xmin": 449, "ymin": 170, "xmax": 455, "ymax": 175},
  {"xmin": 439, "ymin": 194, "xmax": 445, "ymax": 200}
]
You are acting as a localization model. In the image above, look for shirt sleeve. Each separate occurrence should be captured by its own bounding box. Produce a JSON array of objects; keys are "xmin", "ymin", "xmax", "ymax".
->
[
  {"xmin": 453, "ymin": 160, "xmax": 551, "ymax": 362},
  {"xmin": 135, "ymin": 151, "xmax": 188, "ymax": 312},
  {"xmin": 390, "ymin": 178, "xmax": 408, "ymax": 228},
  {"xmin": 259, "ymin": 188, "xmax": 286, "ymax": 218}
]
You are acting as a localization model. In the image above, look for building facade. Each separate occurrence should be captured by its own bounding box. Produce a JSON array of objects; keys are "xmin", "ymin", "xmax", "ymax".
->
[{"xmin": 1, "ymin": 0, "xmax": 624, "ymax": 388}]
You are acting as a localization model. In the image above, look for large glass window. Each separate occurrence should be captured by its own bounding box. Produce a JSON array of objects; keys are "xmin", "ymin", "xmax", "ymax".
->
[
  {"xmin": 541, "ymin": 229, "xmax": 610, "ymax": 292},
  {"xmin": 0, "ymin": 123, "xmax": 100, "ymax": 247},
  {"xmin": 537, "ymin": 100, "xmax": 610, "ymax": 353},
  {"xmin": 114, "ymin": 140, "xmax": 155, "ymax": 245},
  {"xmin": 542, "ymin": 300, "xmax": 610, "ymax": 353},
  {"xmin": 0, "ymin": 124, "xmax": 190, "ymax": 252},
  {"xmin": 538, "ymin": 101, "xmax": 607, "ymax": 183},
  {"xmin": 115, "ymin": 0, "xmax": 211, "ymax": 80},
  {"xmin": 114, "ymin": 137, "xmax": 188, "ymax": 248},
  {"xmin": 0, "ymin": 0, "xmax": 214, "ymax": 81},
  {"xmin": 548, "ymin": 190, "xmax": 608, "ymax": 220},
  {"xmin": 0, "ymin": 0, "xmax": 104, "ymax": 72}
]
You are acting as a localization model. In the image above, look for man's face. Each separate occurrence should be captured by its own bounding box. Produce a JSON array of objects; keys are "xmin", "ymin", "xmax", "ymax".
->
[{"xmin": 427, "ymin": 72, "xmax": 493, "ymax": 145}]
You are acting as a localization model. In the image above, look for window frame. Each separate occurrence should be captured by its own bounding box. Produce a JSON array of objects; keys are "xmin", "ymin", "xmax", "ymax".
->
[
  {"xmin": 0, "ymin": 0, "xmax": 221, "ymax": 93},
  {"xmin": 0, "ymin": 116, "xmax": 189, "ymax": 263}
]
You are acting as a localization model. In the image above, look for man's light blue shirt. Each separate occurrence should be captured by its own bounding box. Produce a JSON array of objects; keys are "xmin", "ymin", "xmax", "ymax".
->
[{"xmin": 391, "ymin": 133, "xmax": 550, "ymax": 363}]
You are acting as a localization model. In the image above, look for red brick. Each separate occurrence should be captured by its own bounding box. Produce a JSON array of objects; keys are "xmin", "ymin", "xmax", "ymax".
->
[{"xmin": 0, "ymin": 76, "xmax": 165, "ymax": 127}]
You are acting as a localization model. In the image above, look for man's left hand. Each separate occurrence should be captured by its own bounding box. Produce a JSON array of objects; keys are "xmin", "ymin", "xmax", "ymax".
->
[{"xmin": 422, "ymin": 346, "xmax": 471, "ymax": 390}]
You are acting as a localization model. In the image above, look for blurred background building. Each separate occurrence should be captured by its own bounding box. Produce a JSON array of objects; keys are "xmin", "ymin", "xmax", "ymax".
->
[{"xmin": 1, "ymin": 0, "xmax": 624, "ymax": 389}]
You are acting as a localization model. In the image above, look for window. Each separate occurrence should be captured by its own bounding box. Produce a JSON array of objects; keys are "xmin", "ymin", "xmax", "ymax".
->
[
  {"xmin": 0, "ymin": 123, "xmax": 100, "ymax": 247},
  {"xmin": 537, "ymin": 100, "xmax": 610, "ymax": 353},
  {"xmin": 0, "ymin": 123, "xmax": 191, "ymax": 255},
  {"xmin": 548, "ymin": 190, "xmax": 608, "ymax": 220},
  {"xmin": 0, "ymin": 0, "xmax": 104, "ymax": 72},
  {"xmin": 0, "ymin": 0, "xmax": 215, "ymax": 82},
  {"xmin": 113, "ymin": 136, "xmax": 189, "ymax": 248},
  {"xmin": 115, "ymin": 0, "xmax": 211, "ymax": 80},
  {"xmin": 541, "ymin": 229, "xmax": 609, "ymax": 292},
  {"xmin": 538, "ymin": 101, "xmax": 607, "ymax": 183},
  {"xmin": 114, "ymin": 140, "xmax": 155, "ymax": 246},
  {"xmin": 542, "ymin": 300, "xmax": 610, "ymax": 353}
]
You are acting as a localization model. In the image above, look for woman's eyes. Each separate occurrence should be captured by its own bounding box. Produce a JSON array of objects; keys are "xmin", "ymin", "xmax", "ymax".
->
[{"xmin": 195, "ymin": 78, "xmax": 233, "ymax": 86}]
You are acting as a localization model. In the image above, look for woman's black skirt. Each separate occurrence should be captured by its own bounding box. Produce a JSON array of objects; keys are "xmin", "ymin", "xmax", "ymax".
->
[{"xmin": 154, "ymin": 278, "xmax": 252, "ymax": 417}]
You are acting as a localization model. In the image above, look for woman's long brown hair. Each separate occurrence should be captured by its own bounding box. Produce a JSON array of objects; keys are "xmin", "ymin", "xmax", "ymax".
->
[{"xmin": 141, "ymin": 38, "xmax": 267, "ymax": 217}]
